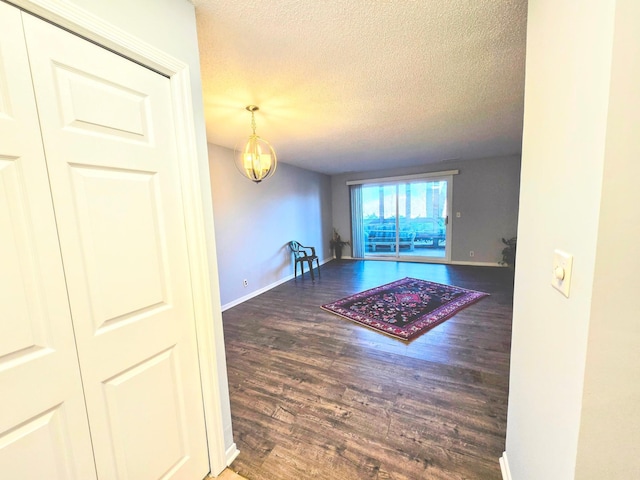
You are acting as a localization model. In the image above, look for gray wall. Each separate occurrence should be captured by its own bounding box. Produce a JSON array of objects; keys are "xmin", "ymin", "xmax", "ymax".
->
[
  {"xmin": 331, "ymin": 155, "xmax": 521, "ymax": 264},
  {"xmin": 208, "ymin": 144, "xmax": 333, "ymax": 308}
]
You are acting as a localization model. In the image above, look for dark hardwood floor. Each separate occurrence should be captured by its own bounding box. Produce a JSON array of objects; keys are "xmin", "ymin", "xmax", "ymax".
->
[{"xmin": 222, "ymin": 260, "xmax": 514, "ymax": 480}]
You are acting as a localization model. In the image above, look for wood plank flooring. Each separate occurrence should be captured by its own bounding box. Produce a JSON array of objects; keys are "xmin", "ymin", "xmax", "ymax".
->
[{"xmin": 222, "ymin": 260, "xmax": 514, "ymax": 480}]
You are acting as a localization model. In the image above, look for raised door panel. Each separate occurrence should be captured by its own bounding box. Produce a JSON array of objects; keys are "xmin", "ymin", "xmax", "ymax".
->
[
  {"xmin": 22, "ymin": 12, "xmax": 209, "ymax": 480},
  {"xmin": 0, "ymin": 4, "xmax": 96, "ymax": 479}
]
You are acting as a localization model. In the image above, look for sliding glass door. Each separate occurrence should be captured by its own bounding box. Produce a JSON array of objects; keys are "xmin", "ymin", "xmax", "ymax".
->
[{"xmin": 355, "ymin": 176, "xmax": 452, "ymax": 261}]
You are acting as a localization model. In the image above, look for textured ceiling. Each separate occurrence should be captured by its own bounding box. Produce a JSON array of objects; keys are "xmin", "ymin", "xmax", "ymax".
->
[{"xmin": 192, "ymin": 0, "xmax": 528, "ymax": 175}]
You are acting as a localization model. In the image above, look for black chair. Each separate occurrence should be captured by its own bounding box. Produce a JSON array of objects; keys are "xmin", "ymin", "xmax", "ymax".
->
[{"xmin": 288, "ymin": 241, "xmax": 320, "ymax": 280}]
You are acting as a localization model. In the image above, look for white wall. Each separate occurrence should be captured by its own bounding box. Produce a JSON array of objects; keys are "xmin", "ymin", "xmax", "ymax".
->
[
  {"xmin": 503, "ymin": 0, "xmax": 640, "ymax": 478},
  {"xmin": 208, "ymin": 144, "xmax": 333, "ymax": 308},
  {"xmin": 331, "ymin": 155, "xmax": 521, "ymax": 264},
  {"xmin": 574, "ymin": 0, "xmax": 640, "ymax": 477},
  {"xmin": 49, "ymin": 0, "xmax": 236, "ymax": 458}
]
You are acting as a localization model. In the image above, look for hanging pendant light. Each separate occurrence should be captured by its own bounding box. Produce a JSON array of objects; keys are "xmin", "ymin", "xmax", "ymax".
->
[{"xmin": 233, "ymin": 105, "xmax": 277, "ymax": 183}]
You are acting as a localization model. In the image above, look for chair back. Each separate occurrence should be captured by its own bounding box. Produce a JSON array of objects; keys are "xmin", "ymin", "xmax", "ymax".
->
[{"xmin": 288, "ymin": 240, "xmax": 303, "ymax": 258}]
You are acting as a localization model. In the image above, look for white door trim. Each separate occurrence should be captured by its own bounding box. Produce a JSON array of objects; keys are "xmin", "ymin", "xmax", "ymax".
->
[
  {"xmin": 7, "ymin": 0, "xmax": 229, "ymax": 474},
  {"xmin": 499, "ymin": 452, "xmax": 513, "ymax": 480}
]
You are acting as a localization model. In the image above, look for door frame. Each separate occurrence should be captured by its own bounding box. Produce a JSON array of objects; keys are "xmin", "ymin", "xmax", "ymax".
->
[{"xmin": 7, "ymin": 0, "xmax": 231, "ymax": 475}]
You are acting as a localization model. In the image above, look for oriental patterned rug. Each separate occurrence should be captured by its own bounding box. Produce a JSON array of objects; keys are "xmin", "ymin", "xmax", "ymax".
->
[{"xmin": 321, "ymin": 277, "xmax": 489, "ymax": 341}]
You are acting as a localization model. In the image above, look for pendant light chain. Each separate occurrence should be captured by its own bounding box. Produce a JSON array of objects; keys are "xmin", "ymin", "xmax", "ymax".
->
[{"xmin": 250, "ymin": 109, "xmax": 257, "ymax": 135}]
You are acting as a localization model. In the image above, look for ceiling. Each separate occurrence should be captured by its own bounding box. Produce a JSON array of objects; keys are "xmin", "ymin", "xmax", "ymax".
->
[{"xmin": 192, "ymin": 0, "xmax": 528, "ymax": 175}]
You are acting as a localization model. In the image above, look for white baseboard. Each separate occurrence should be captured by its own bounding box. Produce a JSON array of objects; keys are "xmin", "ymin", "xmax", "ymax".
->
[
  {"xmin": 345, "ymin": 256, "xmax": 503, "ymax": 267},
  {"xmin": 221, "ymin": 274, "xmax": 293, "ymax": 311},
  {"xmin": 225, "ymin": 443, "xmax": 240, "ymax": 466},
  {"xmin": 220, "ymin": 257, "xmax": 333, "ymax": 311},
  {"xmin": 499, "ymin": 451, "xmax": 512, "ymax": 480},
  {"xmin": 450, "ymin": 260, "xmax": 503, "ymax": 267},
  {"xmin": 208, "ymin": 443, "xmax": 240, "ymax": 478}
]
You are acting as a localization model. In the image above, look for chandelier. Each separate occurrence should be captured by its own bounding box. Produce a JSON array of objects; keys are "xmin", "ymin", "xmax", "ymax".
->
[{"xmin": 234, "ymin": 105, "xmax": 277, "ymax": 183}]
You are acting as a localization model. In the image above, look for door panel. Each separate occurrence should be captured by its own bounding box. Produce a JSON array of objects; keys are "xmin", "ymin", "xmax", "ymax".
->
[
  {"xmin": 54, "ymin": 64, "xmax": 151, "ymax": 142},
  {"xmin": 0, "ymin": 4, "xmax": 96, "ymax": 479},
  {"xmin": 102, "ymin": 348, "xmax": 192, "ymax": 479},
  {"xmin": 0, "ymin": 405, "xmax": 86, "ymax": 479},
  {"xmin": 22, "ymin": 13, "xmax": 208, "ymax": 480},
  {"xmin": 404, "ymin": 179, "xmax": 450, "ymax": 261},
  {"xmin": 67, "ymin": 165, "xmax": 168, "ymax": 332}
]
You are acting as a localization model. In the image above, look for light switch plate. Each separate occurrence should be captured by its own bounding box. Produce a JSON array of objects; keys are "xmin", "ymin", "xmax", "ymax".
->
[{"xmin": 551, "ymin": 250, "xmax": 573, "ymax": 297}]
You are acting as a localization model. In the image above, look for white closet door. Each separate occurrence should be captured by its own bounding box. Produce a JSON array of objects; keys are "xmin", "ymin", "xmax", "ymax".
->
[
  {"xmin": 0, "ymin": 4, "xmax": 97, "ymax": 479},
  {"xmin": 22, "ymin": 13, "xmax": 209, "ymax": 480}
]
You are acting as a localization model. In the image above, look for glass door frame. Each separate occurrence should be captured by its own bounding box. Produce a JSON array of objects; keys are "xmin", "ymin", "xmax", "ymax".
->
[
  {"xmin": 357, "ymin": 174, "xmax": 454, "ymax": 263},
  {"xmin": 404, "ymin": 175, "xmax": 453, "ymax": 262}
]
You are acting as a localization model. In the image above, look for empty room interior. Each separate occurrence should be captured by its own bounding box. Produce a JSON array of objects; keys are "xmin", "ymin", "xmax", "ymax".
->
[{"xmin": 2, "ymin": 1, "xmax": 638, "ymax": 480}]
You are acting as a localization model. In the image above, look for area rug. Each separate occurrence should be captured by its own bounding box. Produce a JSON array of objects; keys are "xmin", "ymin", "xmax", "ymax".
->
[{"xmin": 321, "ymin": 277, "xmax": 489, "ymax": 341}]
